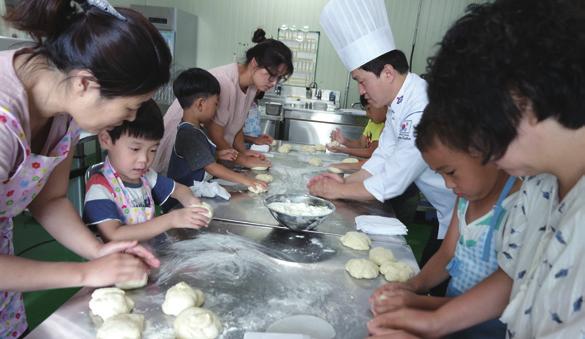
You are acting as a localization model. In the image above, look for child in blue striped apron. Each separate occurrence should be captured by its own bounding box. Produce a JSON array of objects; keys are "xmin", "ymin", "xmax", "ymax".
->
[{"xmin": 369, "ymin": 106, "xmax": 520, "ymax": 338}]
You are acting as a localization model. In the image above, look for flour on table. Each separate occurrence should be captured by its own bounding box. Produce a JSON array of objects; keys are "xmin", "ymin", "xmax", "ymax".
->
[{"xmin": 267, "ymin": 202, "xmax": 332, "ymax": 217}]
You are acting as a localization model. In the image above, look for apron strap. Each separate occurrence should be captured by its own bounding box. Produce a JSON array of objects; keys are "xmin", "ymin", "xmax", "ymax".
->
[{"xmin": 482, "ymin": 176, "xmax": 517, "ymax": 261}]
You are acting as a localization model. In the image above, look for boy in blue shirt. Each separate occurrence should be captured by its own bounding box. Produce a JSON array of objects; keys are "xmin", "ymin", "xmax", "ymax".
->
[{"xmin": 84, "ymin": 99, "xmax": 210, "ymax": 241}]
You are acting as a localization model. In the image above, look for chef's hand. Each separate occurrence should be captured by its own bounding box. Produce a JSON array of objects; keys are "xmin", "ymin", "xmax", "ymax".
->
[
  {"xmin": 254, "ymin": 134, "xmax": 273, "ymax": 145},
  {"xmin": 307, "ymin": 173, "xmax": 344, "ymax": 187},
  {"xmin": 330, "ymin": 128, "xmax": 347, "ymax": 145},
  {"xmin": 307, "ymin": 176, "xmax": 343, "ymax": 199},
  {"xmin": 367, "ymin": 308, "xmax": 438, "ymax": 339},
  {"xmin": 218, "ymin": 149, "xmax": 238, "ymax": 161},
  {"xmin": 243, "ymin": 149, "xmax": 266, "ymax": 160},
  {"xmin": 370, "ymin": 286, "xmax": 417, "ymax": 315},
  {"xmin": 170, "ymin": 206, "xmax": 211, "ymax": 229}
]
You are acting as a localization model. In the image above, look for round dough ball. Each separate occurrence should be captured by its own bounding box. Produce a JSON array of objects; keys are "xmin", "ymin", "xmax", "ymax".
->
[
  {"xmin": 251, "ymin": 166, "xmax": 268, "ymax": 171},
  {"xmin": 248, "ymin": 184, "xmax": 268, "ymax": 194},
  {"xmin": 278, "ymin": 144, "xmax": 292, "ymax": 153},
  {"xmin": 345, "ymin": 258, "xmax": 379, "ymax": 279},
  {"xmin": 255, "ymin": 173, "xmax": 273, "ymax": 183},
  {"xmin": 174, "ymin": 307, "xmax": 222, "ymax": 339},
  {"xmin": 96, "ymin": 313, "xmax": 144, "ymax": 339},
  {"xmin": 89, "ymin": 288, "xmax": 134, "ymax": 321},
  {"xmin": 308, "ymin": 157, "xmax": 322, "ymax": 166},
  {"xmin": 115, "ymin": 273, "xmax": 147, "ymax": 290},
  {"xmin": 369, "ymin": 247, "xmax": 395, "ymax": 265},
  {"xmin": 314, "ymin": 144, "xmax": 326, "ymax": 152},
  {"xmin": 327, "ymin": 167, "xmax": 343, "ymax": 174},
  {"xmin": 301, "ymin": 145, "xmax": 316, "ymax": 153},
  {"xmin": 340, "ymin": 231, "xmax": 371, "ymax": 250},
  {"xmin": 379, "ymin": 261, "xmax": 414, "ymax": 282},
  {"xmin": 162, "ymin": 281, "xmax": 205, "ymax": 316},
  {"xmin": 191, "ymin": 202, "xmax": 214, "ymax": 219},
  {"xmin": 327, "ymin": 140, "xmax": 341, "ymax": 148},
  {"xmin": 341, "ymin": 157, "xmax": 359, "ymax": 164}
]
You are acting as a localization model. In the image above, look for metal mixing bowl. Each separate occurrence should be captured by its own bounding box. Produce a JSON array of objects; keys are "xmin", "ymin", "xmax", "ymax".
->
[{"xmin": 264, "ymin": 194, "xmax": 335, "ymax": 231}]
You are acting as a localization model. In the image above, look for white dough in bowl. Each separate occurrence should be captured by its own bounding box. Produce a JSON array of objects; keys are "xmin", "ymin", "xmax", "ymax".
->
[
  {"xmin": 162, "ymin": 281, "xmax": 205, "ymax": 316},
  {"xmin": 308, "ymin": 157, "xmax": 322, "ymax": 166},
  {"xmin": 278, "ymin": 144, "xmax": 292, "ymax": 153},
  {"xmin": 267, "ymin": 202, "xmax": 332, "ymax": 217},
  {"xmin": 327, "ymin": 167, "xmax": 343, "ymax": 174},
  {"xmin": 191, "ymin": 202, "xmax": 214, "ymax": 219},
  {"xmin": 174, "ymin": 307, "xmax": 222, "ymax": 339},
  {"xmin": 89, "ymin": 287, "xmax": 134, "ymax": 321},
  {"xmin": 96, "ymin": 313, "xmax": 144, "ymax": 339},
  {"xmin": 345, "ymin": 258, "xmax": 379, "ymax": 279},
  {"xmin": 369, "ymin": 247, "xmax": 395, "ymax": 265},
  {"xmin": 341, "ymin": 157, "xmax": 359, "ymax": 164},
  {"xmin": 379, "ymin": 261, "xmax": 414, "ymax": 282},
  {"xmin": 340, "ymin": 231, "xmax": 371, "ymax": 250},
  {"xmin": 115, "ymin": 274, "xmax": 148, "ymax": 290},
  {"xmin": 255, "ymin": 173, "xmax": 273, "ymax": 182}
]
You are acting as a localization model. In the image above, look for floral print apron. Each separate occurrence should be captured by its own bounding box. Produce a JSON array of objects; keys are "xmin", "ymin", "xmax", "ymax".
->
[{"xmin": 0, "ymin": 108, "xmax": 79, "ymax": 338}]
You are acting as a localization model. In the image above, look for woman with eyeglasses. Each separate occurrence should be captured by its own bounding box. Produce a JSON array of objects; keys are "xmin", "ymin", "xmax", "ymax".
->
[{"xmin": 153, "ymin": 28, "xmax": 293, "ymax": 172}]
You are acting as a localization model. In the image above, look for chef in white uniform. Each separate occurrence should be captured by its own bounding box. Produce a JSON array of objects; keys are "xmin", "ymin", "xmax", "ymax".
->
[{"xmin": 309, "ymin": 0, "xmax": 456, "ymax": 241}]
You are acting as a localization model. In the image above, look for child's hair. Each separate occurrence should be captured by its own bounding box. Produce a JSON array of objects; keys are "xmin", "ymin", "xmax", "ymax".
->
[
  {"xmin": 360, "ymin": 94, "xmax": 368, "ymax": 109},
  {"xmin": 424, "ymin": 0, "xmax": 585, "ymax": 163},
  {"xmin": 107, "ymin": 99, "xmax": 164, "ymax": 143},
  {"xmin": 360, "ymin": 50, "xmax": 409, "ymax": 76},
  {"xmin": 173, "ymin": 68, "xmax": 221, "ymax": 109},
  {"xmin": 245, "ymin": 28, "xmax": 294, "ymax": 81},
  {"xmin": 4, "ymin": 0, "xmax": 171, "ymax": 97},
  {"xmin": 254, "ymin": 91, "xmax": 265, "ymax": 103}
]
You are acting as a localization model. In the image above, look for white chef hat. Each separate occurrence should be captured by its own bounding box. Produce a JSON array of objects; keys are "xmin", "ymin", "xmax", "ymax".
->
[{"xmin": 320, "ymin": 0, "xmax": 396, "ymax": 71}]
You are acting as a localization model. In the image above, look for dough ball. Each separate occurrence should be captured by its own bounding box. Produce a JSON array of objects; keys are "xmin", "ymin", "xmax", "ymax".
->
[
  {"xmin": 345, "ymin": 258, "xmax": 379, "ymax": 279},
  {"xmin": 174, "ymin": 307, "xmax": 222, "ymax": 339},
  {"xmin": 327, "ymin": 140, "xmax": 341, "ymax": 148},
  {"xmin": 96, "ymin": 313, "xmax": 144, "ymax": 339},
  {"xmin": 369, "ymin": 247, "xmax": 395, "ymax": 265},
  {"xmin": 115, "ymin": 274, "xmax": 148, "ymax": 290},
  {"xmin": 162, "ymin": 281, "xmax": 205, "ymax": 316},
  {"xmin": 379, "ymin": 261, "xmax": 414, "ymax": 282},
  {"xmin": 327, "ymin": 167, "xmax": 343, "ymax": 174},
  {"xmin": 314, "ymin": 144, "xmax": 326, "ymax": 152},
  {"xmin": 191, "ymin": 202, "xmax": 214, "ymax": 219},
  {"xmin": 301, "ymin": 145, "xmax": 316, "ymax": 153},
  {"xmin": 308, "ymin": 157, "xmax": 322, "ymax": 166},
  {"xmin": 251, "ymin": 166, "xmax": 268, "ymax": 171},
  {"xmin": 255, "ymin": 173, "xmax": 273, "ymax": 183},
  {"xmin": 89, "ymin": 288, "xmax": 134, "ymax": 321},
  {"xmin": 278, "ymin": 144, "xmax": 292, "ymax": 153},
  {"xmin": 341, "ymin": 157, "xmax": 359, "ymax": 164},
  {"xmin": 248, "ymin": 184, "xmax": 268, "ymax": 194},
  {"xmin": 340, "ymin": 231, "xmax": 371, "ymax": 250}
]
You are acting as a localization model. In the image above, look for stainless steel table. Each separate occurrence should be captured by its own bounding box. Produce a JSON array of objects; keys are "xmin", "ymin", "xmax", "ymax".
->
[
  {"xmin": 26, "ymin": 143, "xmax": 417, "ymax": 339},
  {"xmin": 26, "ymin": 221, "xmax": 417, "ymax": 339}
]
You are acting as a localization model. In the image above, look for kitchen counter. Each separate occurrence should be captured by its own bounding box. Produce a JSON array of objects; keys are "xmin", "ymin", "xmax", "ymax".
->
[{"xmin": 26, "ymin": 143, "xmax": 417, "ymax": 339}]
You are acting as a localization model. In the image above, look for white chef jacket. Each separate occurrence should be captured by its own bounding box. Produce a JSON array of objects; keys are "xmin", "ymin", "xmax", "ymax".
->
[{"xmin": 362, "ymin": 73, "xmax": 455, "ymax": 239}]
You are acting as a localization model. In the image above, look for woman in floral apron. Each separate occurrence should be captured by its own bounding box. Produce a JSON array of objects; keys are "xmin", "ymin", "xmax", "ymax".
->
[{"xmin": 0, "ymin": 0, "xmax": 171, "ymax": 337}]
